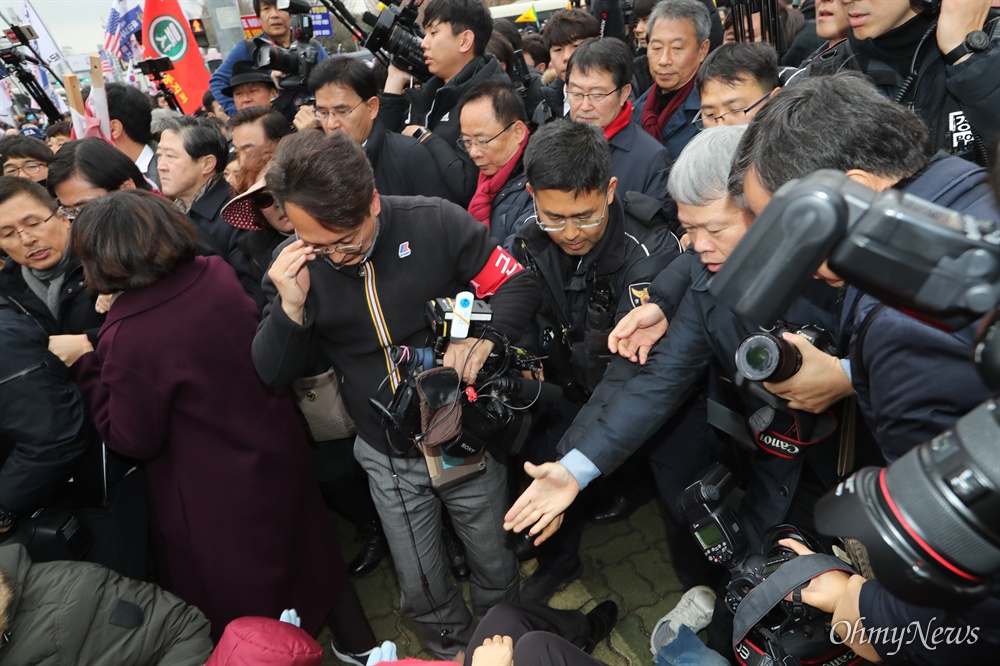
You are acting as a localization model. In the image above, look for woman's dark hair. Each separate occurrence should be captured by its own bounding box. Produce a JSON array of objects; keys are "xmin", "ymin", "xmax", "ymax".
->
[
  {"xmin": 234, "ymin": 145, "xmax": 277, "ymax": 196},
  {"xmin": 71, "ymin": 190, "xmax": 198, "ymax": 293},
  {"xmin": 47, "ymin": 138, "xmax": 152, "ymax": 196},
  {"xmin": 268, "ymin": 131, "xmax": 374, "ymax": 231}
]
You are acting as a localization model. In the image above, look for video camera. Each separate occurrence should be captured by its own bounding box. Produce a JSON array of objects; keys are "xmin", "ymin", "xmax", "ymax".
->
[
  {"xmin": 136, "ymin": 56, "xmax": 183, "ymax": 113},
  {"xmin": 370, "ymin": 294, "xmax": 561, "ymax": 489},
  {"xmin": 681, "ymin": 464, "xmax": 861, "ymax": 666},
  {"xmin": 362, "ymin": 0, "xmax": 430, "ymax": 83},
  {"xmin": 710, "ymin": 169, "xmax": 1000, "ymax": 607},
  {"xmin": 0, "ymin": 24, "xmax": 61, "ymax": 124},
  {"xmin": 251, "ymin": 0, "xmax": 319, "ymax": 97}
]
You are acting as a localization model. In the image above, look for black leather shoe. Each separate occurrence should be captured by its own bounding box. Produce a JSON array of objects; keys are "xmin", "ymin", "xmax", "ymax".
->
[
  {"xmin": 349, "ymin": 520, "xmax": 388, "ymax": 577},
  {"xmin": 511, "ymin": 531, "xmax": 538, "ymax": 562},
  {"xmin": 583, "ymin": 600, "xmax": 619, "ymax": 653},
  {"xmin": 519, "ymin": 562, "xmax": 582, "ymax": 604},
  {"xmin": 442, "ymin": 524, "xmax": 470, "ymax": 581},
  {"xmin": 590, "ymin": 492, "xmax": 648, "ymax": 524}
]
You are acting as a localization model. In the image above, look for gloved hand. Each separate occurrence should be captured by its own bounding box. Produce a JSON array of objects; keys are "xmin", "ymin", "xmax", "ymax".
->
[{"xmin": 366, "ymin": 640, "xmax": 398, "ymax": 665}]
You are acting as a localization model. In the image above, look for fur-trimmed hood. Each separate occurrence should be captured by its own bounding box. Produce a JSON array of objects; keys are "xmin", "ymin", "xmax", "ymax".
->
[{"xmin": 0, "ymin": 544, "xmax": 29, "ymax": 640}]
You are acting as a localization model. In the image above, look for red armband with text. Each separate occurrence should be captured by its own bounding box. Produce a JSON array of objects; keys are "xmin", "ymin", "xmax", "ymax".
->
[{"xmin": 469, "ymin": 246, "xmax": 524, "ymax": 298}]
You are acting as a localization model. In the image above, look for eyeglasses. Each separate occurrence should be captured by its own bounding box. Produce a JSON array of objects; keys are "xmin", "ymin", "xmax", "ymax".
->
[
  {"xmin": 0, "ymin": 212, "xmax": 56, "ymax": 244},
  {"xmin": 314, "ymin": 99, "xmax": 366, "ymax": 122},
  {"xmin": 531, "ymin": 196, "xmax": 609, "ymax": 232},
  {"xmin": 3, "ymin": 161, "xmax": 45, "ymax": 177},
  {"xmin": 457, "ymin": 122, "xmax": 516, "ymax": 153},
  {"xmin": 693, "ymin": 91, "xmax": 772, "ymax": 130},
  {"xmin": 565, "ymin": 87, "xmax": 622, "ymax": 104},
  {"xmin": 58, "ymin": 204, "xmax": 84, "ymax": 221},
  {"xmin": 296, "ymin": 223, "xmax": 368, "ymax": 259},
  {"xmin": 251, "ymin": 190, "xmax": 277, "ymax": 210}
]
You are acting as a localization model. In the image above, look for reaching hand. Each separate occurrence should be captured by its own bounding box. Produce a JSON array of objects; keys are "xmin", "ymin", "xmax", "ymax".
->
[
  {"xmin": 443, "ymin": 337, "xmax": 495, "ymax": 385},
  {"xmin": 608, "ymin": 303, "xmax": 668, "ymax": 364},
  {"xmin": 384, "ymin": 64, "xmax": 412, "ymax": 95},
  {"xmin": 763, "ymin": 333, "xmax": 854, "ymax": 413},
  {"xmin": 471, "ymin": 635, "xmax": 513, "ymax": 666},
  {"xmin": 49, "ymin": 334, "xmax": 94, "ymax": 366},
  {"xmin": 503, "ymin": 461, "xmax": 579, "ymax": 545},
  {"xmin": 267, "ymin": 240, "xmax": 315, "ymax": 324}
]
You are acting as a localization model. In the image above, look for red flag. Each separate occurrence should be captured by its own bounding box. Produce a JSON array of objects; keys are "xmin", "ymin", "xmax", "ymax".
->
[{"xmin": 142, "ymin": 0, "xmax": 209, "ymax": 114}]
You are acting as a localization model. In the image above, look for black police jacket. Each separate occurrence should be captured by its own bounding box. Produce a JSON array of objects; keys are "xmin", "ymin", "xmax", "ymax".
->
[
  {"xmin": 512, "ymin": 191, "xmax": 681, "ymax": 400},
  {"xmin": 380, "ymin": 54, "xmax": 510, "ymax": 206},
  {"xmin": 795, "ymin": 12, "xmax": 1000, "ymax": 165},
  {"xmin": 0, "ymin": 298, "xmax": 93, "ymax": 514}
]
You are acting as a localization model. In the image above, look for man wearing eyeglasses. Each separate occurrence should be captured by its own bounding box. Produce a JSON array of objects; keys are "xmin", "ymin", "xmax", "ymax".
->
[
  {"xmin": 0, "ymin": 135, "xmax": 53, "ymax": 186},
  {"xmin": 636, "ymin": 0, "xmax": 713, "ymax": 159},
  {"xmin": 294, "ymin": 57, "xmax": 452, "ymax": 201},
  {"xmin": 457, "ymin": 81, "xmax": 533, "ymax": 249},
  {"xmin": 252, "ymin": 130, "xmax": 540, "ymax": 660},
  {"xmin": 508, "ymin": 120, "xmax": 681, "ymax": 603},
  {"xmin": 566, "ymin": 37, "xmax": 674, "ymax": 208},
  {"xmin": 693, "ymin": 42, "xmax": 779, "ymax": 131}
]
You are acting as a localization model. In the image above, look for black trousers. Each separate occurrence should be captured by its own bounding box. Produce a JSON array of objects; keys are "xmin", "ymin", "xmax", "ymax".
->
[{"xmin": 463, "ymin": 603, "xmax": 605, "ymax": 666}]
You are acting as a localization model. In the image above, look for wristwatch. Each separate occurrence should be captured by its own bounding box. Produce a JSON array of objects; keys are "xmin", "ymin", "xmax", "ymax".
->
[
  {"xmin": 943, "ymin": 30, "xmax": 990, "ymax": 66},
  {"xmin": 411, "ymin": 126, "xmax": 431, "ymax": 143}
]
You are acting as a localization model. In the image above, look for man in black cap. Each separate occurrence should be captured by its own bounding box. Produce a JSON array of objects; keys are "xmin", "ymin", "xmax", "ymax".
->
[{"xmin": 222, "ymin": 61, "xmax": 279, "ymax": 113}]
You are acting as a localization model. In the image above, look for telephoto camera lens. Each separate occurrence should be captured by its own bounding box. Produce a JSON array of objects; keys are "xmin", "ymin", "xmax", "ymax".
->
[{"xmin": 736, "ymin": 332, "xmax": 802, "ymax": 382}]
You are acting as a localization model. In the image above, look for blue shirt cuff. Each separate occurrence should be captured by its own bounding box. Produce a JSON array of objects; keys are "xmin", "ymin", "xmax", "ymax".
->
[
  {"xmin": 559, "ymin": 449, "xmax": 601, "ymax": 490},
  {"xmin": 840, "ymin": 358, "xmax": 852, "ymax": 382}
]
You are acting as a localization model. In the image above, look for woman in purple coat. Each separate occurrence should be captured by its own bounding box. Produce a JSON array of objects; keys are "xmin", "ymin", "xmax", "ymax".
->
[{"xmin": 67, "ymin": 190, "xmax": 376, "ymax": 657}]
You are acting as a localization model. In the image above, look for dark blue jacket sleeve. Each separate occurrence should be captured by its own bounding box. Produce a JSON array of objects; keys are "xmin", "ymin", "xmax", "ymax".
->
[
  {"xmin": 946, "ymin": 40, "xmax": 1000, "ymax": 152},
  {"xmin": 559, "ymin": 288, "xmax": 715, "ymax": 473}
]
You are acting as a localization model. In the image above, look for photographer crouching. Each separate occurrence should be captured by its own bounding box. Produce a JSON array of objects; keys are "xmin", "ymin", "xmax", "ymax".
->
[{"xmin": 251, "ymin": 131, "xmax": 540, "ymax": 660}]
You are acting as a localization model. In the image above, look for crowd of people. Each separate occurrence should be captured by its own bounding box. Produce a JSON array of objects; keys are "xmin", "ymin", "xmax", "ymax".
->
[{"xmin": 2, "ymin": 0, "xmax": 999, "ymax": 664}]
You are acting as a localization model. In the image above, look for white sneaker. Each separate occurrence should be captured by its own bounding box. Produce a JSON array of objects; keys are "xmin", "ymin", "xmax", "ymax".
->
[{"xmin": 649, "ymin": 585, "xmax": 716, "ymax": 655}]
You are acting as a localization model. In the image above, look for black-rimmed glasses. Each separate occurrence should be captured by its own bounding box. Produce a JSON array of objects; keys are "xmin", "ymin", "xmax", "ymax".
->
[{"xmin": 693, "ymin": 91, "xmax": 772, "ymax": 130}]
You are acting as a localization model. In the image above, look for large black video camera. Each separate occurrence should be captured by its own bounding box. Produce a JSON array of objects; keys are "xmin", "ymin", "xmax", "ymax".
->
[
  {"xmin": 362, "ymin": 0, "xmax": 430, "ymax": 82},
  {"xmin": 0, "ymin": 24, "xmax": 61, "ymax": 123},
  {"xmin": 681, "ymin": 464, "xmax": 861, "ymax": 666},
  {"xmin": 251, "ymin": 0, "xmax": 319, "ymax": 95},
  {"xmin": 711, "ymin": 169, "xmax": 1000, "ymax": 608},
  {"xmin": 370, "ymin": 295, "xmax": 561, "ymax": 489}
]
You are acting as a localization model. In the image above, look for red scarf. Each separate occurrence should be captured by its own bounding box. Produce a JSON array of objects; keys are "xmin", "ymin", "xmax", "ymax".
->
[
  {"xmin": 467, "ymin": 128, "xmax": 530, "ymax": 227},
  {"xmin": 604, "ymin": 101, "xmax": 633, "ymax": 141},
  {"xmin": 640, "ymin": 76, "xmax": 697, "ymax": 142}
]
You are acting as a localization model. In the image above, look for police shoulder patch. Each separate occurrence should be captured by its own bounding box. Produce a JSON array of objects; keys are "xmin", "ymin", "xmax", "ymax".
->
[{"xmin": 628, "ymin": 282, "xmax": 651, "ymax": 308}]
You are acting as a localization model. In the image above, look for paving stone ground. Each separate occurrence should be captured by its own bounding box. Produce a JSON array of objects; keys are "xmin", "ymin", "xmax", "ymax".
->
[{"xmin": 318, "ymin": 497, "xmax": 688, "ymax": 665}]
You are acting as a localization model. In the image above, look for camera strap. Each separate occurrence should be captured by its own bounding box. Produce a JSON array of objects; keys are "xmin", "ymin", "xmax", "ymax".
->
[{"xmin": 732, "ymin": 553, "xmax": 858, "ymax": 661}]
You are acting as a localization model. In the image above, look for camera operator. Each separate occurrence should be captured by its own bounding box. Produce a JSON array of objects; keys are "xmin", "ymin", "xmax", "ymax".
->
[
  {"xmin": 728, "ymin": 72, "xmax": 997, "ymax": 461},
  {"xmin": 792, "ymin": 0, "xmax": 1000, "ymax": 166},
  {"xmin": 251, "ymin": 131, "xmax": 540, "ymax": 659},
  {"xmin": 209, "ymin": 0, "xmax": 329, "ymax": 117},
  {"xmin": 294, "ymin": 57, "xmax": 452, "ymax": 201},
  {"xmin": 723, "ymin": 72, "xmax": 1000, "ymax": 664},
  {"xmin": 508, "ymin": 119, "xmax": 682, "ymax": 602},
  {"xmin": 565, "ymin": 38, "xmax": 674, "ymax": 207},
  {"xmin": 381, "ymin": 0, "xmax": 509, "ymax": 208}
]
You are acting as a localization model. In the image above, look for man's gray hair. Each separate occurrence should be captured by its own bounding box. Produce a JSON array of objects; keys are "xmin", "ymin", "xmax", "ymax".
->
[
  {"xmin": 648, "ymin": 0, "xmax": 712, "ymax": 44},
  {"xmin": 668, "ymin": 125, "xmax": 748, "ymax": 208}
]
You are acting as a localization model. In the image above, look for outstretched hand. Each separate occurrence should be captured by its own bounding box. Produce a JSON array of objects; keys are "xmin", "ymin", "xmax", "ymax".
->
[
  {"xmin": 503, "ymin": 461, "xmax": 579, "ymax": 545},
  {"xmin": 608, "ymin": 303, "xmax": 668, "ymax": 365}
]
